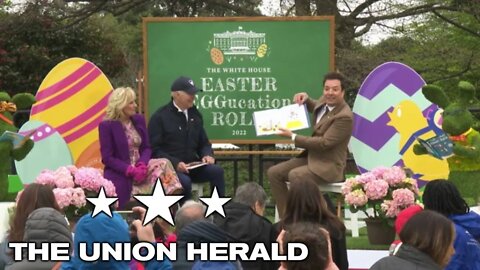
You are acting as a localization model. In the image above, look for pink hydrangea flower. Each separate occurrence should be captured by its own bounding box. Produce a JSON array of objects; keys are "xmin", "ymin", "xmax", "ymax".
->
[
  {"xmin": 382, "ymin": 166, "xmax": 406, "ymax": 186},
  {"xmin": 34, "ymin": 165, "xmax": 116, "ymax": 219},
  {"xmin": 71, "ymin": 187, "xmax": 86, "ymax": 208},
  {"xmin": 364, "ymin": 180, "xmax": 389, "ymax": 200},
  {"xmin": 53, "ymin": 167, "xmax": 75, "ymax": 188},
  {"xmin": 102, "ymin": 178, "xmax": 117, "ymax": 197},
  {"xmin": 392, "ymin": 188, "xmax": 415, "ymax": 207},
  {"xmin": 371, "ymin": 166, "xmax": 390, "ymax": 179},
  {"xmin": 65, "ymin": 165, "xmax": 78, "ymax": 174},
  {"xmin": 343, "ymin": 166, "xmax": 419, "ymax": 219},
  {"xmin": 345, "ymin": 189, "xmax": 368, "ymax": 207},
  {"xmin": 355, "ymin": 172, "xmax": 376, "ymax": 184},
  {"xmin": 53, "ymin": 188, "xmax": 73, "ymax": 209},
  {"xmin": 74, "ymin": 167, "xmax": 104, "ymax": 192},
  {"xmin": 381, "ymin": 200, "xmax": 400, "ymax": 218},
  {"xmin": 35, "ymin": 169, "xmax": 56, "ymax": 186},
  {"xmin": 341, "ymin": 178, "xmax": 359, "ymax": 195}
]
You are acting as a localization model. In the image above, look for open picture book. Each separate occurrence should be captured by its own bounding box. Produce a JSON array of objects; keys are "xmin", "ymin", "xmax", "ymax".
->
[
  {"xmin": 253, "ymin": 104, "xmax": 310, "ymax": 136},
  {"xmin": 416, "ymin": 133, "xmax": 454, "ymax": 160},
  {"xmin": 186, "ymin": 161, "xmax": 208, "ymax": 170},
  {"xmin": 0, "ymin": 130, "xmax": 35, "ymax": 150}
]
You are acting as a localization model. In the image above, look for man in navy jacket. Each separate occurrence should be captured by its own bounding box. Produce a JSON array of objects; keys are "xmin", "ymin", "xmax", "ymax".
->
[{"xmin": 148, "ymin": 76, "xmax": 225, "ymax": 200}]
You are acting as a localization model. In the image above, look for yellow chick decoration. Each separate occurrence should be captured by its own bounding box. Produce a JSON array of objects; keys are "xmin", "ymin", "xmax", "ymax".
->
[{"xmin": 387, "ymin": 100, "xmax": 449, "ymax": 180}]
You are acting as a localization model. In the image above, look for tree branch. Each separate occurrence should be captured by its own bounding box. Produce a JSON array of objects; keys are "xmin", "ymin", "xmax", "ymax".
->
[
  {"xmin": 203, "ymin": 0, "xmax": 261, "ymax": 16},
  {"xmin": 285, "ymin": 3, "xmax": 295, "ymax": 16},
  {"xmin": 425, "ymin": 53, "xmax": 474, "ymax": 83},
  {"xmin": 355, "ymin": 3, "xmax": 438, "ymax": 25},
  {"xmin": 341, "ymin": 0, "xmax": 353, "ymax": 13},
  {"xmin": 354, "ymin": 22, "xmax": 373, "ymax": 37},
  {"xmin": 432, "ymin": 10, "xmax": 480, "ymax": 38},
  {"xmin": 350, "ymin": 0, "xmax": 379, "ymax": 18}
]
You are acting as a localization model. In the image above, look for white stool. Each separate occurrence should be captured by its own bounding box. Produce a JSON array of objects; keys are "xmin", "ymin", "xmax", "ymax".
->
[
  {"xmin": 317, "ymin": 182, "xmax": 361, "ymax": 238},
  {"xmin": 191, "ymin": 183, "xmax": 204, "ymax": 198},
  {"xmin": 318, "ymin": 182, "xmax": 344, "ymax": 216}
]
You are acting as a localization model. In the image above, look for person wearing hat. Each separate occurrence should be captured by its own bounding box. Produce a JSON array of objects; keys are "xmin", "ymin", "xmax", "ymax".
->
[{"xmin": 148, "ymin": 76, "xmax": 225, "ymax": 201}]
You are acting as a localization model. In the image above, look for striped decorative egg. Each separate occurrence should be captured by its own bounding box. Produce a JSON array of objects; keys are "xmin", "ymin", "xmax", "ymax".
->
[
  {"xmin": 349, "ymin": 62, "xmax": 449, "ymax": 184},
  {"xmin": 14, "ymin": 120, "xmax": 73, "ymax": 184},
  {"xmin": 29, "ymin": 58, "xmax": 112, "ymax": 169}
]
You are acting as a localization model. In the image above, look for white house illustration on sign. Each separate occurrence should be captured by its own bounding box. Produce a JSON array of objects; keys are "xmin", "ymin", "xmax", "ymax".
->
[{"xmin": 208, "ymin": 26, "xmax": 268, "ymax": 65}]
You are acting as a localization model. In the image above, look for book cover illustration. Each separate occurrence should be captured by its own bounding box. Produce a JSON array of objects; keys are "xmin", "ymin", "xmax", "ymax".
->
[
  {"xmin": 253, "ymin": 104, "xmax": 310, "ymax": 136},
  {"xmin": 417, "ymin": 133, "xmax": 453, "ymax": 160}
]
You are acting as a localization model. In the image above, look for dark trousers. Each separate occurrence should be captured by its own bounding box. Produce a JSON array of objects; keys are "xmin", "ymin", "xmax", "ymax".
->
[{"xmin": 177, "ymin": 164, "xmax": 225, "ymax": 201}]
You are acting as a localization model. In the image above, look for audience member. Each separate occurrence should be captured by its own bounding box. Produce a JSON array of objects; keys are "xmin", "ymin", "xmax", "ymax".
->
[
  {"xmin": 178, "ymin": 221, "xmax": 239, "ymax": 270},
  {"xmin": 99, "ymin": 87, "xmax": 181, "ymax": 209},
  {"xmin": 148, "ymin": 76, "xmax": 225, "ymax": 201},
  {"xmin": 281, "ymin": 178, "xmax": 348, "ymax": 270},
  {"xmin": 173, "ymin": 201, "xmax": 240, "ymax": 270},
  {"xmin": 278, "ymin": 222, "xmax": 338, "ymax": 270},
  {"xmin": 0, "ymin": 184, "xmax": 60, "ymax": 269},
  {"xmin": 174, "ymin": 200, "xmax": 208, "ymax": 234},
  {"xmin": 370, "ymin": 210, "xmax": 456, "ymax": 270},
  {"xmin": 214, "ymin": 182, "xmax": 277, "ymax": 270},
  {"xmin": 389, "ymin": 204, "xmax": 423, "ymax": 255},
  {"xmin": 423, "ymin": 179, "xmax": 480, "ymax": 269},
  {"xmin": 60, "ymin": 211, "xmax": 172, "ymax": 270},
  {"xmin": 173, "ymin": 200, "xmax": 207, "ymax": 270},
  {"xmin": 6, "ymin": 207, "xmax": 72, "ymax": 270},
  {"xmin": 268, "ymin": 71, "xmax": 353, "ymax": 219}
]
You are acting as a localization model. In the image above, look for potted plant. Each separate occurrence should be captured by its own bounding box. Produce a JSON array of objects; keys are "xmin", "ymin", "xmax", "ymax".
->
[
  {"xmin": 341, "ymin": 166, "xmax": 420, "ymax": 245},
  {"xmin": 33, "ymin": 165, "xmax": 117, "ymax": 228}
]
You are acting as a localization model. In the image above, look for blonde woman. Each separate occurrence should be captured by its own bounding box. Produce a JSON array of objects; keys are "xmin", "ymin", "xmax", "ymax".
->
[{"xmin": 99, "ymin": 87, "xmax": 182, "ymax": 209}]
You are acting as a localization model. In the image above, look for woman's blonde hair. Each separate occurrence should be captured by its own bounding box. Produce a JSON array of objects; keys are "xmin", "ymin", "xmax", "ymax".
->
[{"xmin": 105, "ymin": 87, "xmax": 136, "ymax": 120}]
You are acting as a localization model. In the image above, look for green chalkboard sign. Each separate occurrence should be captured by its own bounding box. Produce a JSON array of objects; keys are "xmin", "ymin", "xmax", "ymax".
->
[{"xmin": 143, "ymin": 17, "xmax": 334, "ymax": 143}]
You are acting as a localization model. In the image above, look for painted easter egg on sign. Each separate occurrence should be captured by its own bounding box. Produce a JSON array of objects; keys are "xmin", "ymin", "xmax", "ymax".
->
[
  {"xmin": 76, "ymin": 140, "xmax": 104, "ymax": 170},
  {"xmin": 29, "ymin": 58, "xmax": 112, "ymax": 166},
  {"xmin": 15, "ymin": 120, "xmax": 73, "ymax": 184},
  {"xmin": 349, "ymin": 62, "xmax": 449, "ymax": 184}
]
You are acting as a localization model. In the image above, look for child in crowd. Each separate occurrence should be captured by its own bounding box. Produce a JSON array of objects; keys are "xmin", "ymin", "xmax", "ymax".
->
[
  {"xmin": 371, "ymin": 210, "xmax": 455, "ymax": 270},
  {"xmin": 278, "ymin": 222, "xmax": 339, "ymax": 270},
  {"xmin": 280, "ymin": 178, "xmax": 348, "ymax": 270},
  {"xmin": 389, "ymin": 204, "xmax": 423, "ymax": 255},
  {"xmin": 423, "ymin": 179, "xmax": 480, "ymax": 269},
  {"xmin": 0, "ymin": 184, "xmax": 61, "ymax": 269},
  {"xmin": 60, "ymin": 209, "xmax": 172, "ymax": 270}
]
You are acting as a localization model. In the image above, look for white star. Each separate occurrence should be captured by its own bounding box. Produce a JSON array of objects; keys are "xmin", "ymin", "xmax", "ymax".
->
[
  {"xmin": 199, "ymin": 187, "xmax": 231, "ymax": 218},
  {"xmin": 87, "ymin": 187, "xmax": 118, "ymax": 218},
  {"xmin": 133, "ymin": 179, "xmax": 183, "ymax": 226}
]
